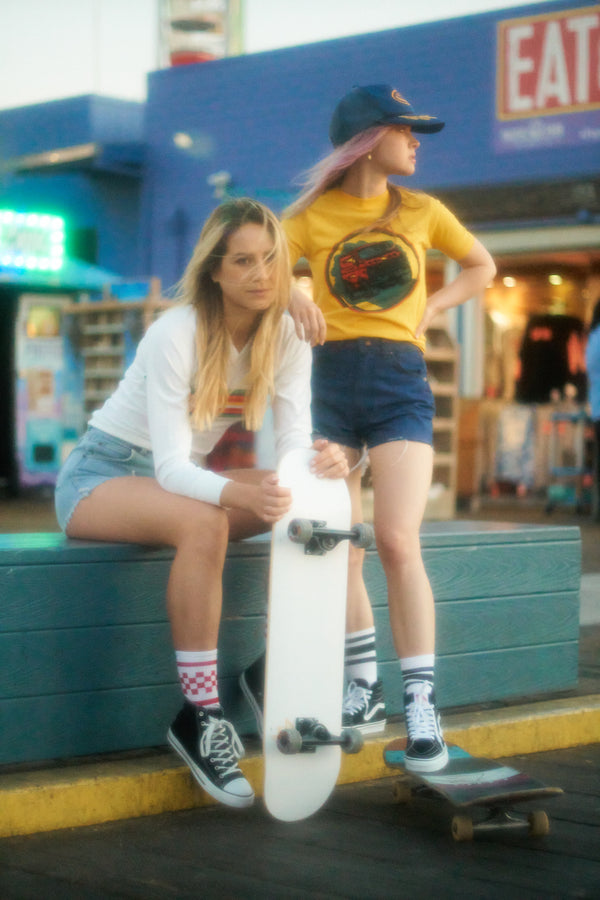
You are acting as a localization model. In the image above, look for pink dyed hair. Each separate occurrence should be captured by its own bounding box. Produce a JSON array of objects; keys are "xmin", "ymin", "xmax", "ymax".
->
[{"xmin": 284, "ymin": 126, "xmax": 392, "ymax": 219}]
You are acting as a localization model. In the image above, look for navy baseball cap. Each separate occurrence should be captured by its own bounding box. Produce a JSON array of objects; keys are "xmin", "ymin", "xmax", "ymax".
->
[{"xmin": 329, "ymin": 84, "xmax": 445, "ymax": 146}]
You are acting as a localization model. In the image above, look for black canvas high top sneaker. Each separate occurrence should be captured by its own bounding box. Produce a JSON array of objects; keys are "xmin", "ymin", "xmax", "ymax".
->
[
  {"xmin": 167, "ymin": 701, "xmax": 254, "ymax": 807},
  {"xmin": 341, "ymin": 678, "xmax": 386, "ymax": 733},
  {"xmin": 403, "ymin": 681, "xmax": 449, "ymax": 773}
]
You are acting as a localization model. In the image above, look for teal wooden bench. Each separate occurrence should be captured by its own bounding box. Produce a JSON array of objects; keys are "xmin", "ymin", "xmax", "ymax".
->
[{"xmin": 0, "ymin": 521, "xmax": 581, "ymax": 766}]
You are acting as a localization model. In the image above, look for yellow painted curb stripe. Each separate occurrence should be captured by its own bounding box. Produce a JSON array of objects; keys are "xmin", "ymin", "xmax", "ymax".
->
[
  {"xmin": 444, "ymin": 700, "xmax": 600, "ymax": 760},
  {"xmin": 0, "ymin": 754, "xmax": 266, "ymax": 839},
  {"xmin": 339, "ymin": 695, "xmax": 600, "ymax": 785},
  {"xmin": 2, "ymin": 695, "xmax": 599, "ymax": 838}
]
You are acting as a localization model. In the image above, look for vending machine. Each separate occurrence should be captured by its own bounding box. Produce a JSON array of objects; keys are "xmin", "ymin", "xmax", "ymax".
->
[
  {"xmin": 14, "ymin": 293, "xmax": 83, "ymax": 490},
  {"xmin": 0, "ymin": 208, "xmax": 101, "ymax": 493}
]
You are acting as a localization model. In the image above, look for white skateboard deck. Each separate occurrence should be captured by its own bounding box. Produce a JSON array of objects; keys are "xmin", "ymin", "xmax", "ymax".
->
[{"xmin": 263, "ymin": 447, "xmax": 351, "ymax": 822}]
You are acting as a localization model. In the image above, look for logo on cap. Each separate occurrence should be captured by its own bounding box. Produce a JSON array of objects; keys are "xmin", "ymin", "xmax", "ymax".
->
[{"xmin": 391, "ymin": 90, "xmax": 410, "ymax": 107}]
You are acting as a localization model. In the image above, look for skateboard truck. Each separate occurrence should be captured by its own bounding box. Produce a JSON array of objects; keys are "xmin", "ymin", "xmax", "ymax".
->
[
  {"xmin": 277, "ymin": 717, "xmax": 364, "ymax": 755},
  {"xmin": 451, "ymin": 807, "xmax": 550, "ymax": 841},
  {"xmin": 394, "ymin": 778, "xmax": 552, "ymax": 841},
  {"xmin": 288, "ymin": 518, "xmax": 374, "ymax": 556}
]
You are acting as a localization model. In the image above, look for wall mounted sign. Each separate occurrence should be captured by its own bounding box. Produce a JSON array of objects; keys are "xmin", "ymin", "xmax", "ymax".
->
[{"xmin": 495, "ymin": 4, "xmax": 600, "ymax": 152}]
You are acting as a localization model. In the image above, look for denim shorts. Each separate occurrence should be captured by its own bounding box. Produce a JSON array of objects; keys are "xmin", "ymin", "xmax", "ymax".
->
[
  {"xmin": 311, "ymin": 338, "xmax": 435, "ymax": 450},
  {"xmin": 54, "ymin": 427, "xmax": 155, "ymax": 531}
]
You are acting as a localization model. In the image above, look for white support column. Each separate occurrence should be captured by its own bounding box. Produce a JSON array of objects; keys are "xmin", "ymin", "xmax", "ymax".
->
[{"xmin": 443, "ymin": 257, "xmax": 485, "ymax": 398}]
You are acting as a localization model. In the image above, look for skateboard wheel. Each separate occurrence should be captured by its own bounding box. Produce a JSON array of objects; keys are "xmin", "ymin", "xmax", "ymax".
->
[
  {"xmin": 528, "ymin": 810, "xmax": 550, "ymax": 836},
  {"xmin": 277, "ymin": 727, "xmax": 303, "ymax": 754},
  {"xmin": 350, "ymin": 523, "xmax": 375, "ymax": 549},
  {"xmin": 451, "ymin": 814, "xmax": 474, "ymax": 842},
  {"xmin": 340, "ymin": 728, "xmax": 363, "ymax": 754},
  {"xmin": 288, "ymin": 518, "xmax": 313, "ymax": 544},
  {"xmin": 392, "ymin": 779, "xmax": 412, "ymax": 804}
]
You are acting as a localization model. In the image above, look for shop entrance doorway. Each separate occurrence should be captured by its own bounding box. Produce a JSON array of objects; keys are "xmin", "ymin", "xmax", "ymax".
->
[{"xmin": 456, "ymin": 223, "xmax": 600, "ymax": 507}]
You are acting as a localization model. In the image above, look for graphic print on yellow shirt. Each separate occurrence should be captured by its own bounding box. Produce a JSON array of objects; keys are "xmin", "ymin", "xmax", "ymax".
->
[{"xmin": 326, "ymin": 228, "xmax": 420, "ymax": 313}]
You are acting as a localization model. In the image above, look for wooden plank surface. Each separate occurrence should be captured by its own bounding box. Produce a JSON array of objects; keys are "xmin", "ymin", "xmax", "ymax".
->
[
  {"xmin": 372, "ymin": 592, "xmax": 580, "ymax": 658},
  {"xmin": 0, "ymin": 518, "xmax": 581, "ymax": 558},
  {"xmin": 380, "ymin": 642, "xmax": 579, "ymax": 710},
  {"xmin": 0, "ymin": 522, "xmax": 582, "ymax": 764},
  {"xmin": 0, "ymin": 558, "xmax": 268, "ymax": 630},
  {"xmin": 0, "ymin": 533, "xmax": 268, "ymax": 564},
  {"xmin": 0, "ymin": 744, "xmax": 597, "ymax": 899},
  {"xmin": 0, "ymin": 675, "xmax": 256, "ymax": 764}
]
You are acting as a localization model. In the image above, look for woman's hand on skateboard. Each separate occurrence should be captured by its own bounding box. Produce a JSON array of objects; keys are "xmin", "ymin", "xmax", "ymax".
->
[
  {"xmin": 250, "ymin": 474, "xmax": 293, "ymax": 523},
  {"xmin": 310, "ymin": 439, "xmax": 349, "ymax": 480},
  {"xmin": 221, "ymin": 474, "xmax": 292, "ymax": 523}
]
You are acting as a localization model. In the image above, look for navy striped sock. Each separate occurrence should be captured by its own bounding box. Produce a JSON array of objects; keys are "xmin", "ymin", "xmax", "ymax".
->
[
  {"xmin": 401, "ymin": 654, "xmax": 435, "ymax": 692},
  {"xmin": 345, "ymin": 627, "xmax": 378, "ymax": 686}
]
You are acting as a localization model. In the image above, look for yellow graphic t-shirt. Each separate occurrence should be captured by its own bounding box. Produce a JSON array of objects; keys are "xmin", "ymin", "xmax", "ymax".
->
[{"xmin": 283, "ymin": 189, "xmax": 474, "ymax": 352}]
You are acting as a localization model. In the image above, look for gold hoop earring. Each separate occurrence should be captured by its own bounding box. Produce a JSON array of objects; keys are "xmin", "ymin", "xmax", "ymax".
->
[{"xmin": 367, "ymin": 153, "xmax": 372, "ymax": 160}]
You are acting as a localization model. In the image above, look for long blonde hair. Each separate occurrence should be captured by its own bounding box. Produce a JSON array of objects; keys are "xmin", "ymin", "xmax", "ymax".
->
[
  {"xmin": 284, "ymin": 126, "xmax": 404, "ymax": 229},
  {"xmin": 178, "ymin": 198, "xmax": 291, "ymax": 431}
]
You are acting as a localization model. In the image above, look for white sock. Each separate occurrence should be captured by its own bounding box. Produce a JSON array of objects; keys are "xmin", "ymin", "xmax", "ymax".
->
[
  {"xmin": 176, "ymin": 649, "xmax": 220, "ymax": 708},
  {"xmin": 401, "ymin": 654, "xmax": 435, "ymax": 694}
]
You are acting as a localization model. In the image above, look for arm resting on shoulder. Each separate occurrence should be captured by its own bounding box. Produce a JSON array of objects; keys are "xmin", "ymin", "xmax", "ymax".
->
[{"xmin": 289, "ymin": 282, "xmax": 327, "ymax": 346}]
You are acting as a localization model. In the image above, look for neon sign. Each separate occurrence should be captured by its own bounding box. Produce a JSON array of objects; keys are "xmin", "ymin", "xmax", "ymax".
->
[{"xmin": 0, "ymin": 210, "xmax": 65, "ymax": 271}]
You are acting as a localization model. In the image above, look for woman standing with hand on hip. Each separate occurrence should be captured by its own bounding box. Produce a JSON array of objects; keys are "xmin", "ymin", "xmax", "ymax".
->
[
  {"xmin": 54, "ymin": 198, "xmax": 348, "ymax": 808},
  {"xmin": 283, "ymin": 84, "xmax": 496, "ymax": 771}
]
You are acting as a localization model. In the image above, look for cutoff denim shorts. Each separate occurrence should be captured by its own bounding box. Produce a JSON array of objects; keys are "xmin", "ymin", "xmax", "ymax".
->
[
  {"xmin": 311, "ymin": 338, "xmax": 435, "ymax": 450},
  {"xmin": 54, "ymin": 426, "xmax": 155, "ymax": 531}
]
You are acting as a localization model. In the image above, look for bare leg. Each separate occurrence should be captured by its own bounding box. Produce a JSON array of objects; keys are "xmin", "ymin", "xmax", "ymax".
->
[
  {"xmin": 343, "ymin": 450, "xmax": 375, "ymax": 633},
  {"xmin": 339, "ymin": 449, "xmax": 385, "ymax": 731},
  {"xmin": 342, "ymin": 440, "xmax": 434, "ymax": 652},
  {"xmin": 344, "ymin": 440, "xmax": 447, "ymax": 769},
  {"xmin": 66, "ymin": 471, "xmax": 269, "ymax": 650},
  {"xmin": 368, "ymin": 440, "xmax": 434, "ymax": 658}
]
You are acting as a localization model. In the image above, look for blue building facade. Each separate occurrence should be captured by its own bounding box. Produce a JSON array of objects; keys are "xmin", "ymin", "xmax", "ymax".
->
[
  {"xmin": 140, "ymin": 0, "xmax": 599, "ymax": 289},
  {"xmin": 0, "ymin": 0, "xmax": 597, "ymax": 288},
  {"xmin": 0, "ymin": 0, "xmax": 598, "ymax": 500},
  {"xmin": 0, "ymin": 95, "xmax": 145, "ymax": 279}
]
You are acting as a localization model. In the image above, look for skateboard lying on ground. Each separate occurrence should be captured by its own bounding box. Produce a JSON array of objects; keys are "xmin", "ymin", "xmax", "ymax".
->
[
  {"xmin": 263, "ymin": 447, "xmax": 374, "ymax": 822},
  {"xmin": 384, "ymin": 739, "xmax": 563, "ymax": 842}
]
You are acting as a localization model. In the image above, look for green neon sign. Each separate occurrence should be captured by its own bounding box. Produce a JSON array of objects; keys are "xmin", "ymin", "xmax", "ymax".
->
[{"xmin": 0, "ymin": 209, "xmax": 65, "ymax": 272}]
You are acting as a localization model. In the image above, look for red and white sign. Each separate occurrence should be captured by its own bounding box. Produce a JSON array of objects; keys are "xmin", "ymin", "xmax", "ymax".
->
[{"xmin": 497, "ymin": 5, "xmax": 600, "ymax": 120}]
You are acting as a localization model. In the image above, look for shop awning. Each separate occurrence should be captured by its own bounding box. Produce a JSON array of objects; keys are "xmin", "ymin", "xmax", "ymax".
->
[
  {"xmin": 7, "ymin": 142, "xmax": 144, "ymax": 178},
  {"xmin": 0, "ymin": 257, "xmax": 119, "ymax": 292}
]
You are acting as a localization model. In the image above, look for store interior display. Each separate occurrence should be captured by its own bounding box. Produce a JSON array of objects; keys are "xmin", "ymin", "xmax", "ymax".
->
[
  {"xmin": 1, "ymin": 254, "xmax": 599, "ymax": 517},
  {"xmin": 515, "ymin": 313, "xmax": 587, "ymax": 404},
  {"xmin": 469, "ymin": 253, "xmax": 599, "ymax": 509}
]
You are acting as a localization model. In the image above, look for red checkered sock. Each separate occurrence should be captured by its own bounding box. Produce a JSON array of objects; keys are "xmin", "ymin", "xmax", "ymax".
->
[{"xmin": 175, "ymin": 649, "xmax": 220, "ymax": 709}]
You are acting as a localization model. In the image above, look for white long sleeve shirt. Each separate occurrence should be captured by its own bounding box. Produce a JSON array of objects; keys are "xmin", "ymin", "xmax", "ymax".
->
[{"xmin": 90, "ymin": 304, "xmax": 313, "ymax": 505}]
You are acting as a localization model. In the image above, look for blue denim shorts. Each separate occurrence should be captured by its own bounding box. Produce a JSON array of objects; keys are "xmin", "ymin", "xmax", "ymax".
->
[
  {"xmin": 311, "ymin": 339, "xmax": 435, "ymax": 450},
  {"xmin": 54, "ymin": 427, "xmax": 155, "ymax": 531}
]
